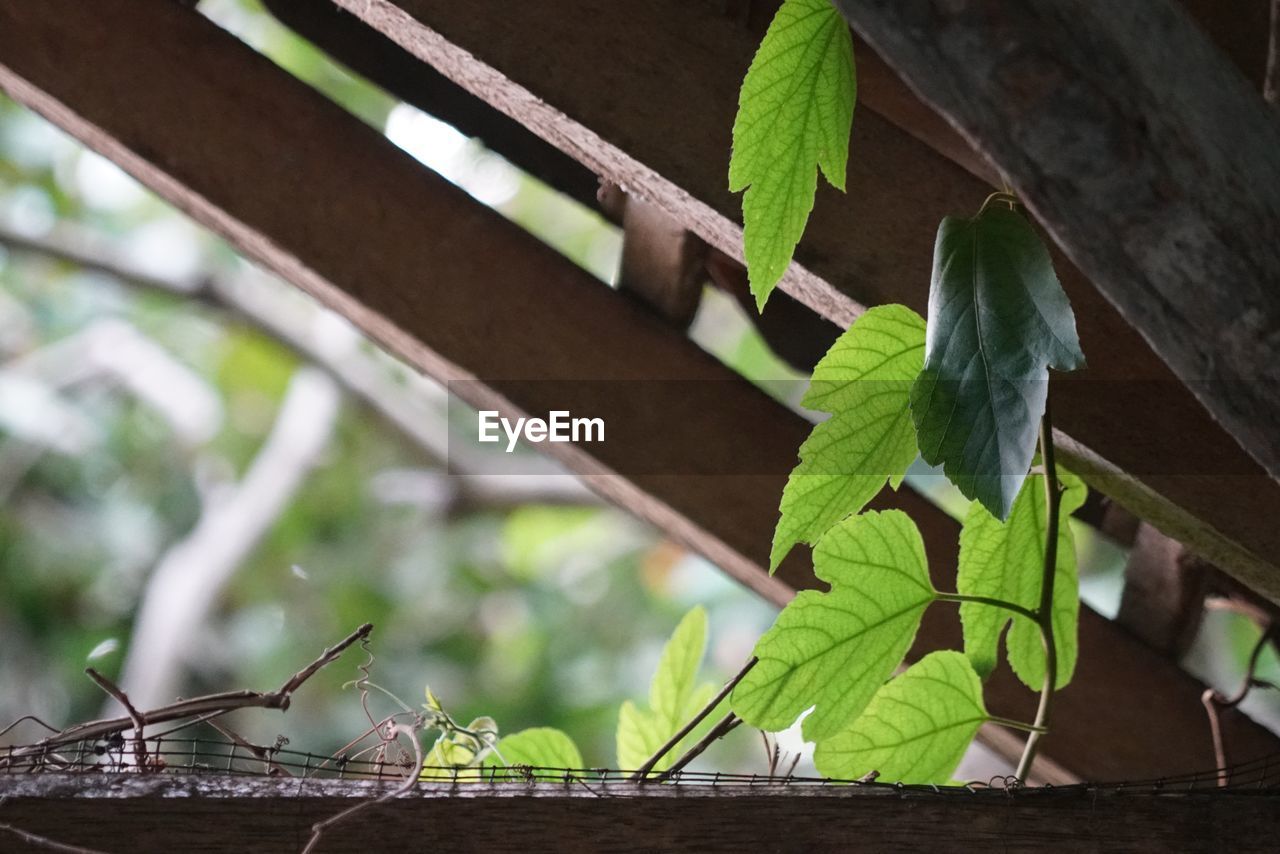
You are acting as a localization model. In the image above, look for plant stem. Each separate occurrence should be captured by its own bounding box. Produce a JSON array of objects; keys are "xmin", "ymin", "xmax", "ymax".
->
[
  {"xmin": 934, "ymin": 592, "xmax": 1039, "ymax": 624},
  {"xmin": 653, "ymin": 713, "xmax": 743, "ymax": 782},
  {"xmin": 987, "ymin": 715, "xmax": 1048, "ymax": 734},
  {"xmin": 1015, "ymin": 397, "xmax": 1062, "ymax": 782},
  {"xmin": 629, "ymin": 657, "xmax": 757, "ymax": 782}
]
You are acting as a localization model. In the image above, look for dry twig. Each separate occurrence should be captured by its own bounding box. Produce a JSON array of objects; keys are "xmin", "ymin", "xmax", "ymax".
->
[
  {"xmin": 301, "ymin": 721, "xmax": 424, "ymax": 854},
  {"xmin": 1201, "ymin": 623, "xmax": 1278, "ymax": 785},
  {"xmin": 0, "ymin": 624, "xmax": 372, "ymax": 766},
  {"xmin": 85, "ymin": 668, "xmax": 150, "ymax": 770}
]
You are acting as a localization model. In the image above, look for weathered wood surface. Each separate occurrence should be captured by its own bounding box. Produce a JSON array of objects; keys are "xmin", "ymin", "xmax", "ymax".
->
[
  {"xmin": 2, "ymin": 0, "xmax": 1277, "ymax": 781},
  {"xmin": 327, "ymin": 0, "xmax": 1280, "ymax": 608},
  {"xmin": 833, "ymin": 0, "xmax": 1280, "ymax": 492},
  {"xmin": 260, "ymin": 0, "xmax": 601, "ymax": 210},
  {"xmin": 2, "ymin": 775, "xmax": 1278, "ymax": 853}
]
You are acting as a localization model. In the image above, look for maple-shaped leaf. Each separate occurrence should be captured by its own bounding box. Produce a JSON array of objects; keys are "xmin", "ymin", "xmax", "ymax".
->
[{"xmin": 730, "ymin": 0, "xmax": 855, "ymax": 309}]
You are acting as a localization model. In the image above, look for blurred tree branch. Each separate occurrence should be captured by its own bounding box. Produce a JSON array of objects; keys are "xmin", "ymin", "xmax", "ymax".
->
[{"xmin": 0, "ymin": 220, "xmax": 597, "ymax": 510}]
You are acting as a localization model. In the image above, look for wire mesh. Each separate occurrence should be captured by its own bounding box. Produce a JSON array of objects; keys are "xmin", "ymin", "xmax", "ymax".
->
[{"xmin": 3, "ymin": 730, "xmax": 1279, "ymax": 795}]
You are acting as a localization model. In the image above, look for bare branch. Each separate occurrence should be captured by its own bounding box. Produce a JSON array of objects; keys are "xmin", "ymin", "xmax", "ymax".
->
[
  {"xmin": 653, "ymin": 713, "xmax": 742, "ymax": 783},
  {"xmin": 302, "ymin": 721, "xmax": 423, "ymax": 854},
  {"xmin": 630, "ymin": 657, "xmax": 756, "ymax": 782},
  {"xmin": 0, "ymin": 624, "xmax": 372, "ymax": 764},
  {"xmin": 84, "ymin": 668, "xmax": 149, "ymax": 769},
  {"xmin": 0, "ymin": 821, "xmax": 108, "ymax": 854}
]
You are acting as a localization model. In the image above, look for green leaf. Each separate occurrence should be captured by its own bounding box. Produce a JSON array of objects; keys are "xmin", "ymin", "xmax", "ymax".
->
[
  {"xmin": 734, "ymin": 510, "xmax": 935, "ymax": 741},
  {"xmin": 649, "ymin": 605, "xmax": 708, "ymax": 722},
  {"xmin": 487, "ymin": 728, "xmax": 583, "ymax": 776},
  {"xmin": 910, "ymin": 205, "xmax": 1085, "ymax": 519},
  {"xmin": 814, "ymin": 651, "xmax": 987, "ymax": 784},
  {"xmin": 617, "ymin": 607, "xmax": 716, "ymax": 772},
  {"xmin": 958, "ymin": 469, "xmax": 1086, "ymax": 690},
  {"xmin": 730, "ymin": 0, "xmax": 856, "ymax": 308},
  {"xmin": 771, "ymin": 305, "xmax": 924, "ymax": 569},
  {"xmin": 421, "ymin": 716, "xmax": 498, "ymax": 780}
]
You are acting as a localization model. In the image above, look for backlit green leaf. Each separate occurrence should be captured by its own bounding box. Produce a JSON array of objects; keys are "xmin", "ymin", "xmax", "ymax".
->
[
  {"xmin": 814, "ymin": 651, "xmax": 987, "ymax": 784},
  {"xmin": 771, "ymin": 305, "xmax": 924, "ymax": 569},
  {"xmin": 421, "ymin": 715, "xmax": 498, "ymax": 780},
  {"xmin": 617, "ymin": 607, "xmax": 716, "ymax": 772},
  {"xmin": 957, "ymin": 469, "xmax": 1087, "ymax": 690},
  {"xmin": 487, "ymin": 727, "xmax": 583, "ymax": 776},
  {"xmin": 910, "ymin": 205, "xmax": 1085, "ymax": 519},
  {"xmin": 734, "ymin": 510, "xmax": 934, "ymax": 741},
  {"xmin": 730, "ymin": 0, "xmax": 855, "ymax": 308}
]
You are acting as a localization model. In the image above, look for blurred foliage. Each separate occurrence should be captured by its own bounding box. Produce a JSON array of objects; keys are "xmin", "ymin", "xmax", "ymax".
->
[
  {"xmin": 2, "ymin": 0, "xmax": 1271, "ymax": 778},
  {"xmin": 0, "ymin": 0, "xmax": 779, "ymax": 769}
]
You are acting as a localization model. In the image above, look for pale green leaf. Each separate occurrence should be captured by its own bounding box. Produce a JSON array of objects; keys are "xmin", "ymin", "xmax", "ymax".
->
[
  {"xmin": 910, "ymin": 206, "xmax": 1085, "ymax": 519},
  {"xmin": 616, "ymin": 700, "xmax": 663, "ymax": 773},
  {"xmin": 617, "ymin": 607, "xmax": 715, "ymax": 772},
  {"xmin": 730, "ymin": 0, "xmax": 856, "ymax": 308},
  {"xmin": 814, "ymin": 651, "xmax": 987, "ymax": 784},
  {"xmin": 771, "ymin": 305, "xmax": 924, "ymax": 569},
  {"xmin": 650, "ymin": 606, "xmax": 707, "ymax": 722},
  {"xmin": 957, "ymin": 469, "xmax": 1087, "ymax": 690},
  {"xmin": 734, "ymin": 510, "xmax": 935, "ymax": 741},
  {"xmin": 487, "ymin": 728, "xmax": 583, "ymax": 777},
  {"xmin": 421, "ymin": 716, "xmax": 498, "ymax": 780}
]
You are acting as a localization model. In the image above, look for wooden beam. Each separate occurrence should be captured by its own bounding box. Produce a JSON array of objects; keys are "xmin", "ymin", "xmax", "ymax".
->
[
  {"xmin": 2, "ymin": 0, "xmax": 1276, "ymax": 782},
  {"xmin": 831, "ymin": 0, "xmax": 1280, "ymax": 498},
  {"xmin": 1117, "ymin": 521, "xmax": 1209, "ymax": 658},
  {"xmin": 259, "ymin": 0, "xmax": 601, "ymax": 210},
  {"xmin": 2, "ymin": 775, "xmax": 1278, "ymax": 852},
  {"xmin": 328, "ymin": 0, "xmax": 1280, "ymax": 605}
]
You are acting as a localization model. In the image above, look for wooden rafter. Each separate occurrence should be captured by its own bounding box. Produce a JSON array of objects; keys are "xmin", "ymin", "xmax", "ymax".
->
[
  {"xmin": 326, "ymin": 0, "xmax": 1280, "ymax": 604},
  {"xmin": 1, "ymin": 0, "xmax": 1277, "ymax": 782},
  {"xmin": 831, "ymin": 0, "xmax": 1280, "ymax": 494},
  {"xmin": 2, "ymin": 775, "xmax": 1277, "ymax": 851}
]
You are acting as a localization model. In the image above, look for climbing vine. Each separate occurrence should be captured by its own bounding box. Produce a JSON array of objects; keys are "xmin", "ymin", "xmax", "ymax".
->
[
  {"xmin": 722, "ymin": 0, "xmax": 1087, "ymax": 784},
  {"xmin": 414, "ymin": 0, "xmax": 1089, "ymax": 788}
]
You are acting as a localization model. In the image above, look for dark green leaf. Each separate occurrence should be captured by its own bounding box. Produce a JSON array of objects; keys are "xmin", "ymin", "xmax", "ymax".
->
[{"xmin": 910, "ymin": 205, "xmax": 1084, "ymax": 519}]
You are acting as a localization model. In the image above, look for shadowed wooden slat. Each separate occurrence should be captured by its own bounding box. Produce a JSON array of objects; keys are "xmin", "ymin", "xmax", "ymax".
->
[{"xmin": 1, "ymin": 0, "xmax": 1276, "ymax": 782}]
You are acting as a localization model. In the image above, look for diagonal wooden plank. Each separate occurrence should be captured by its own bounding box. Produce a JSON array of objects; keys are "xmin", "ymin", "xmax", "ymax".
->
[
  {"xmin": 2, "ymin": 0, "xmax": 1276, "ymax": 782},
  {"xmin": 831, "ymin": 0, "xmax": 1280, "ymax": 527},
  {"xmin": 328, "ymin": 0, "xmax": 1280, "ymax": 604}
]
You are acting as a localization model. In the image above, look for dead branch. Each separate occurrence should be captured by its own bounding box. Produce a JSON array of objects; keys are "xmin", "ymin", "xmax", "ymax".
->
[
  {"xmin": 84, "ymin": 668, "xmax": 149, "ymax": 770},
  {"xmin": 301, "ymin": 721, "xmax": 424, "ymax": 854},
  {"xmin": 653, "ymin": 713, "xmax": 742, "ymax": 783},
  {"xmin": 630, "ymin": 657, "xmax": 756, "ymax": 782},
  {"xmin": 0, "ymin": 820, "xmax": 108, "ymax": 854},
  {"xmin": 0, "ymin": 624, "xmax": 372, "ymax": 764},
  {"xmin": 1201, "ymin": 623, "xmax": 1278, "ymax": 785}
]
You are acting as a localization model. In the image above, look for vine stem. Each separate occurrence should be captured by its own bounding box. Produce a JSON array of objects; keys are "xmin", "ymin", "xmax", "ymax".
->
[
  {"xmin": 653, "ymin": 713, "xmax": 743, "ymax": 782},
  {"xmin": 987, "ymin": 716, "xmax": 1048, "ymax": 734},
  {"xmin": 934, "ymin": 592, "xmax": 1038, "ymax": 624},
  {"xmin": 629, "ymin": 657, "xmax": 757, "ymax": 782},
  {"xmin": 1015, "ymin": 395, "xmax": 1062, "ymax": 782}
]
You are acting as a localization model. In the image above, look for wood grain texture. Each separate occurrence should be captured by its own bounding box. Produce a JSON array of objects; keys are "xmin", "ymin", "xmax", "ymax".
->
[
  {"xmin": 833, "ymin": 0, "xmax": 1280, "ymax": 501},
  {"xmin": 328, "ymin": 0, "xmax": 1280, "ymax": 607},
  {"xmin": 1, "ymin": 0, "xmax": 1277, "ymax": 781},
  {"xmin": 2, "ymin": 775, "xmax": 1278, "ymax": 853},
  {"xmin": 258, "ymin": 0, "xmax": 601, "ymax": 210}
]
